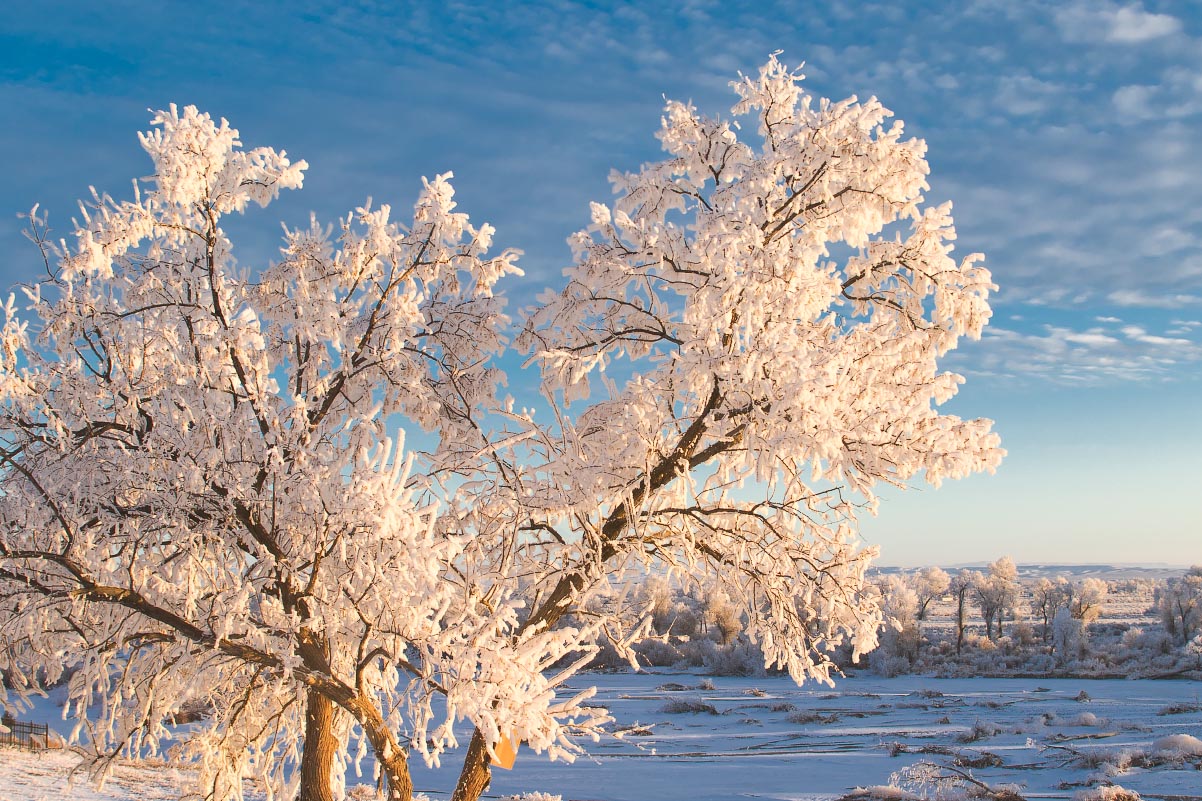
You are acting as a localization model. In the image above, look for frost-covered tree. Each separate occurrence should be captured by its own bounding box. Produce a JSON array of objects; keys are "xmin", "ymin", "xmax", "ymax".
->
[
  {"xmin": 638, "ymin": 575, "xmax": 679, "ymax": 636},
  {"xmin": 1031, "ymin": 575, "xmax": 1105, "ymax": 643},
  {"xmin": 914, "ymin": 566, "xmax": 951, "ymax": 622},
  {"xmin": 871, "ymin": 575, "xmax": 920, "ymax": 673},
  {"xmin": 1158, "ymin": 567, "xmax": 1202, "ymax": 645},
  {"xmin": 950, "ymin": 569, "xmax": 975, "ymax": 655},
  {"xmin": 0, "ymin": 107, "xmax": 601, "ymax": 801},
  {"xmin": 1052, "ymin": 606, "xmax": 1084, "ymax": 665},
  {"xmin": 1032, "ymin": 577, "xmax": 1067, "ymax": 642},
  {"xmin": 907, "ymin": 566, "xmax": 949, "ymax": 654},
  {"xmin": 973, "ymin": 557, "xmax": 1019, "ymax": 640},
  {"xmin": 703, "ymin": 588, "xmax": 744, "ymax": 647},
  {"xmin": 0, "ymin": 54, "xmax": 1004, "ymax": 801},
  {"xmin": 450, "ymin": 56, "xmax": 1002, "ymax": 800},
  {"xmin": 1069, "ymin": 578, "xmax": 1108, "ymax": 625}
]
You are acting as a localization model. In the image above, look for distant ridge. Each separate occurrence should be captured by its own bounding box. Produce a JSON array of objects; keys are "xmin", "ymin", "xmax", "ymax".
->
[{"xmin": 870, "ymin": 563, "xmax": 1188, "ymax": 580}]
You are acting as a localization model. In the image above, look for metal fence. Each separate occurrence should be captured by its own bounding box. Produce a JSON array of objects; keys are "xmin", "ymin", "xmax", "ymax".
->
[{"xmin": 0, "ymin": 714, "xmax": 50, "ymax": 750}]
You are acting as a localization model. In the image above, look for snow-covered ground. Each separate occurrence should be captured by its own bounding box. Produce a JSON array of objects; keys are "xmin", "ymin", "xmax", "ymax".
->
[
  {"xmin": 3, "ymin": 673, "xmax": 1200, "ymax": 800},
  {"xmin": 0, "ymin": 749, "xmax": 209, "ymax": 801}
]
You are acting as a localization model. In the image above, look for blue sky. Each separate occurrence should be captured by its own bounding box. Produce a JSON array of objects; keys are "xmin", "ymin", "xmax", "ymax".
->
[{"xmin": 2, "ymin": 1, "xmax": 1198, "ymax": 567}]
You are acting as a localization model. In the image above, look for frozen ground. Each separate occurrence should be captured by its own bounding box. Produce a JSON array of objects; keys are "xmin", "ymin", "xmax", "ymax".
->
[
  {"xmin": 0, "ymin": 749, "xmax": 205, "ymax": 801},
  {"xmin": 2, "ymin": 673, "xmax": 1199, "ymax": 800}
]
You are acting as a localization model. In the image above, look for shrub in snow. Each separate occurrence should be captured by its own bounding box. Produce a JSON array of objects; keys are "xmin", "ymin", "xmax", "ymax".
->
[
  {"xmin": 958, "ymin": 719, "xmax": 1002, "ymax": 743},
  {"xmin": 1059, "ymin": 737, "xmax": 1202, "ymax": 778},
  {"xmin": 1121, "ymin": 626, "xmax": 1173, "ymax": 657},
  {"xmin": 691, "ymin": 636, "xmax": 769, "ymax": 676},
  {"xmin": 1010, "ymin": 620, "xmax": 1037, "ymax": 647},
  {"xmin": 964, "ymin": 632, "xmax": 997, "ymax": 651},
  {"xmin": 870, "ymin": 652, "xmax": 913, "ymax": 678},
  {"xmin": 890, "ymin": 760, "xmax": 1024, "ymax": 801},
  {"xmin": 634, "ymin": 637, "xmax": 684, "ymax": 668},
  {"xmin": 1152, "ymin": 733, "xmax": 1202, "ymax": 757},
  {"xmin": 1061, "ymin": 712, "xmax": 1105, "ymax": 727},
  {"xmin": 499, "ymin": 794, "xmax": 563, "ymax": 801},
  {"xmin": 1074, "ymin": 786, "xmax": 1141, "ymax": 801},
  {"xmin": 658, "ymin": 698, "xmax": 719, "ymax": 715}
]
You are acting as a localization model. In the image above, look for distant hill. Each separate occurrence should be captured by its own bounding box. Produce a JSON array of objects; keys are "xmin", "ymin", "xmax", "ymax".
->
[{"xmin": 871, "ymin": 563, "xmax": 1188, "ymax": 580}]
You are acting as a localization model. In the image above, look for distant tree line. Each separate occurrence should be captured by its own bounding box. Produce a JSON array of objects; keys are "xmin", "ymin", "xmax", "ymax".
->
[{"xmin": 599, "ymin": 562, "xmax": 1202, "ymax": 679}]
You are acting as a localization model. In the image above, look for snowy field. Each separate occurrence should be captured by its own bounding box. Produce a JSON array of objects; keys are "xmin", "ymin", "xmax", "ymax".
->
[{"xmin": 3, "ymin": 672, "xmax": 1200, "ymax": 801}]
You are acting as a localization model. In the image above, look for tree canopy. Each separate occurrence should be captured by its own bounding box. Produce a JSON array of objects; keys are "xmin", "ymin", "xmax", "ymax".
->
[{"xmin": 0, "ymin": 57, "xmax": 1002, "ymax": 801}]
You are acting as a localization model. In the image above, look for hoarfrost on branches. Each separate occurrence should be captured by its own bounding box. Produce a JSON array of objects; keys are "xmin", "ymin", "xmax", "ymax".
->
[
  {"xmin": 0, "ymin": 55, "xmax": 1004, "ymax": 801},
  {"xmin": 452, "ymin": 54, "xmax": 1001, "ymax": 801},
  {"xmin": 0, "ymin": 105, "xmax": 601, "ymax": 801},
  {"xmin": 509, "ymin": 52, "xmax": 1001, "ymax": 686}
]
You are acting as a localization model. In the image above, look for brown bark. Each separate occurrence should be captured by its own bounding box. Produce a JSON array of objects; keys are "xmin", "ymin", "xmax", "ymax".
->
[
  {"xmin": 450, "ymin": 729, "xmax": 492, "ymax": 801},
  {"xmin": 376, "ymin": 743, "xmax": 415, "ymax": 801},
  {"xmin": 298, "ymin": 688, "xmax": 338, "ymax": 801},
  {"xmin": 354, "ymin": 703, "xmax": 414, "ymax": 801},
  {"xmin": 295, "ymin": 676, "xmax": 416, "ymax": 801}
]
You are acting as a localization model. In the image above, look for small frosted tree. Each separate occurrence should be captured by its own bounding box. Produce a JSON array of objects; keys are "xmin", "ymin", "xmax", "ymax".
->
[
  {"xmin": 950, "ymin": 569, "xmax": 975, "ymax": 655},
  {"xmin": 703, "ymin": 588, "xmax": 744, "ymax": 647},
  {"xmin": 1032, "ymin": 577, "xmax": 1066, "ymax": 642},
  {"xmin": 914, "ymin": 566, "xmax": 951, "ymax": 622},
  {"xmin": 1069, "ymin": 578, "xmax": 1108, "ymax": 625},
  {"xmin": 872, "ymin": 575, "xmax": 920, "ymax": 673},
  {"xmin": 973, "ymin": 557, "xmax": 1019, "ymax": 640},
  {"xmin": 1158, "ymin": 566, "xmax": 1202, "ymax": 645},
  {"xmin": 1052, "ymin": 607, "xmax": 1084, "ymax": 665},
  {"xmin": 911, "ymin": 565, "xmax": 950, "ymax": 653}
]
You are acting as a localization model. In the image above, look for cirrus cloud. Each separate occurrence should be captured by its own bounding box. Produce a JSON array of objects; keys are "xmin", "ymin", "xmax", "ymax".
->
[{"xmin": 952, "ymin": 318, "xmax": 1202, "ymax": 384}]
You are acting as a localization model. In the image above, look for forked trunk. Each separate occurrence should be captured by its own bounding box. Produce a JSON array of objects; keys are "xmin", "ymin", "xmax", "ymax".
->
[
  {"xmin": 450, "ymin": 729, "xmax": 492, "ymax": 801},
  {"xmin": 299, "ymin": 688, "xmax": 338, "ymax": 801}
]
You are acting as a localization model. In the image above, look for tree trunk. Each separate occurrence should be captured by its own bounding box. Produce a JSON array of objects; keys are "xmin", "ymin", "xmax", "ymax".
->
[
  {"xmin": 955, "ymin": 592, "xmax": 966, "ymax": 655},
  {"xmin": 298, "ymin": 688, "xmax": 338, "ymax": 801},
  {"xmin": 451, "ymin": 729, "xmax": 492, "ymax": 801},
  {"xmin": 377, "ymin": 742, "xmax": 415, "ymax": 801},
  {"xmin": 350, "ymin": 693, "xmax": 415, "ymax": 801}
]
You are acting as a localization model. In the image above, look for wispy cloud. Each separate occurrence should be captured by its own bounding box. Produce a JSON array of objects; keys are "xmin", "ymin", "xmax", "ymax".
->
[
  {"xmin": 1113, "ymin": 65, "xmax": 1202, "ymax": 122},
  {"xmin": 994, "ymin": 72, "xmax": 1073, "ymax": 117},
  {"xmin": 1108, "ymin": 289, "xmax": 1202, "ymax": 309},
  {"xmin": 958, "ymin": 319, "xmax": 1202, "ymax": 384},
  {"xmin": 1054, "ymin": 2, "xmax": 1183, "ymax": 45},
  {"xmin": 2, "ymin": 0, "xmax": 1201, "ymax": 387}
]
